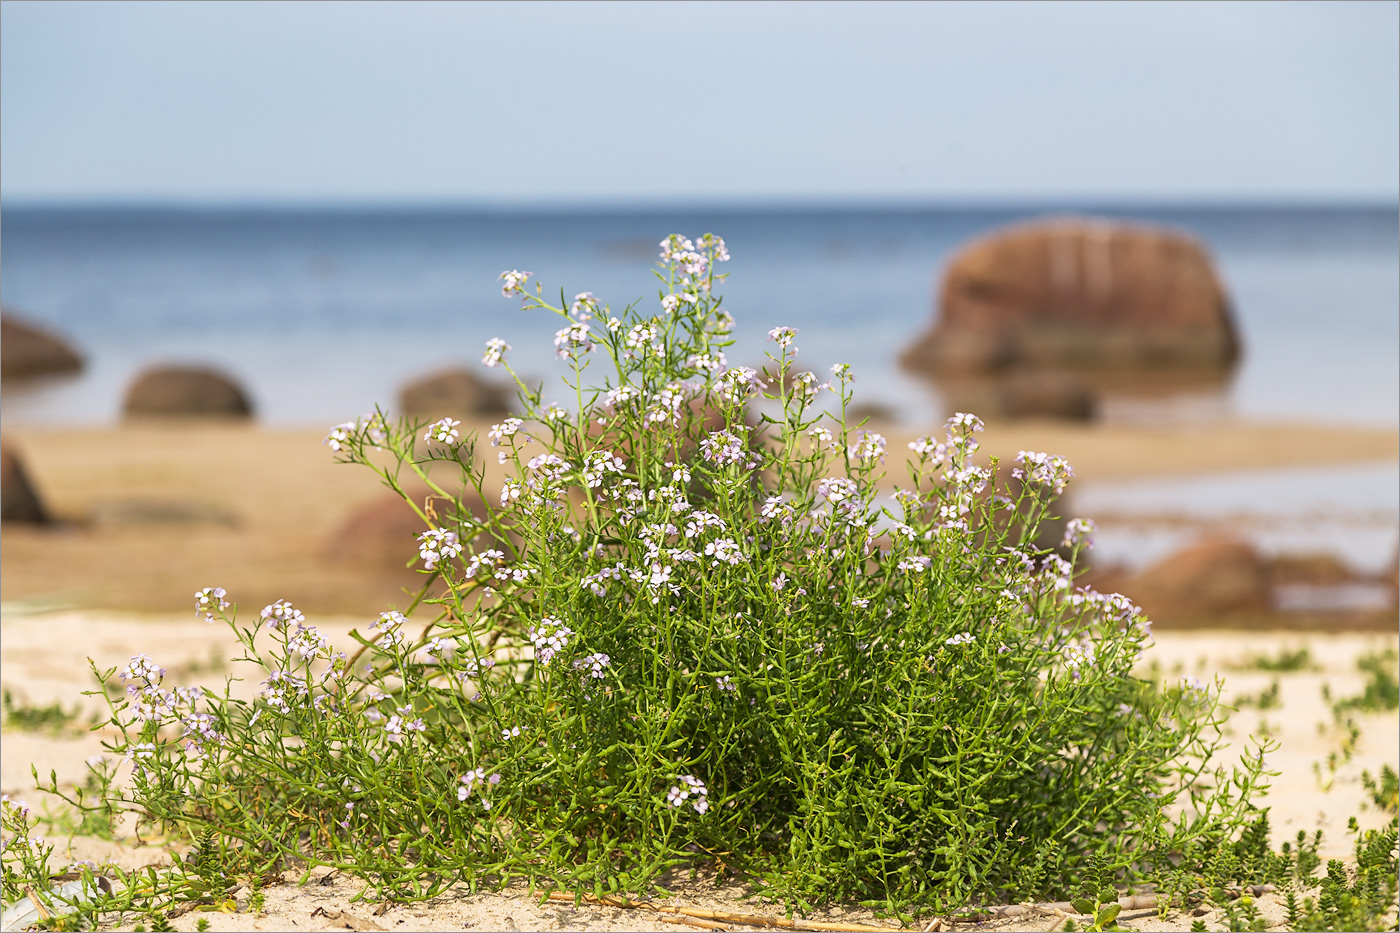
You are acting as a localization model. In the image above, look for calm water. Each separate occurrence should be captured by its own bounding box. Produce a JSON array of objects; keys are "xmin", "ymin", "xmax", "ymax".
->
[{"xmin": 1, "ymin": 204, "xmax": 1396, "ymax": 428}]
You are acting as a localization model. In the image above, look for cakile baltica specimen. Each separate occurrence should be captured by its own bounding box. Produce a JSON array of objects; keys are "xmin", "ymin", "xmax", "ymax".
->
[{"xmin": 5, "ymin": 234, "xmax": 1280, "ymax": 923}]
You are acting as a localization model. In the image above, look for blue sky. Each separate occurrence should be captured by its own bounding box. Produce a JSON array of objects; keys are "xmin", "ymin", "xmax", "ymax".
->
[{"xmin": 2, "ymin": 0, "xmax": 1396, "ymax": 204}]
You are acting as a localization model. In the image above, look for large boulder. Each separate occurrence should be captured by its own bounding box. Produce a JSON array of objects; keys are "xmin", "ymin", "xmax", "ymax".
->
[
  {"xmin": 1, "ymin": 311, "xmax": 84, "ymax": 380},
  {"xmin": 123, "ymin": 366, "xmax": 254, "ymax": 419},
  {"xmin": 1127, "ymin": 536, "xmax": 1269, "ymax": 620},
  {"xmin": 1, "ymin": 440, "xmax": 49, "ymax": 523},
  {"xmin": 901, "ymin": 218, "xmax": 1239, "ymax": 375},
  {"xmin": 398, "ymin": 368, "xmax": 511, "ymax": 421}
]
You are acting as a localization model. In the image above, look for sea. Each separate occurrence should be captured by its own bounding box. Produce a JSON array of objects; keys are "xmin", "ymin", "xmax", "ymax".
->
[
  {"xmin": 1, "ymin": 203, "xmax": 1397, "ymax": 429},
  {"xmin": 2, "ymin": 203, "xmax": 1398, "ymax": 576}
]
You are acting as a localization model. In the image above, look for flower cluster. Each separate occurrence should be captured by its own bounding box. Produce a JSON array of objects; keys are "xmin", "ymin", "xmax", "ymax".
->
[
  {"xmin": 554, "ymin": 320, "xmax": 594, "ymax": 359},
  {"xmin": 418, "ymin": 529, "xmax": 462, "ymax": 571},
  {"xmin": 572, "ymin": 652, "xmax": 611, "ymax": 679},
  {"xmin": 666, "ymin": 774, "xmax": 709, "ymax": 814},
  {"xmin": 767, "ymin": 325, "xmax": 798, "ymax": 349},
  {"xmin": 1014, "ymin": 450, "xmax": 1075, "ymax": 495},
  {"xmin": 499, "ymin": 269, "xmax": 532, "ymax": 298},
  {"xmin": 1062, "ymin": 517, "xmax": 1096, "ymax": 549},
  {"xmin": 457, "ymin": 767, "xmax": 502, "ymax": 806},
  {"xmin": 528, "ymin": 618, "xmax": 574, "ymax": 667},
  {"xmin": 195, "ymin": 586, "xmax": 228, "ymax": 623},
  {"xmin": 368, "ymin": 611, "xmax": 408, "ymax": 648},
  {"xmin": 324, "ymin": 411, "xmax": 388, "ymax": 453},
  {"xmin": 425, "ymin": 417, "xmax": 461, "ymax": 445},
  {"xmin": 260, "ymin": 599, "xmax": 306, "ymax": 630},
  {"xmin": 482, "ymin": 337, "xmax": 511, "ymax": 368}
]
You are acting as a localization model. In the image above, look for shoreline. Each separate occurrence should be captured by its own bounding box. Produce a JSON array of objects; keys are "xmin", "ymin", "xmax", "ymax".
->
[{"xmin": 1, "ymin": 417, "xmax": 1395, "ymax": 616}]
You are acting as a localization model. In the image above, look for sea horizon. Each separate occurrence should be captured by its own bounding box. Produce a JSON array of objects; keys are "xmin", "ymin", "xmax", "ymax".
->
[{"xmin": 2, "ymin": 200, "xmax": 1396, "ymax": 430}]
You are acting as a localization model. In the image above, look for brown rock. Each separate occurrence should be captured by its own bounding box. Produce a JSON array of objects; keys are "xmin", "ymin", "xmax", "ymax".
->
[
  {"xmin": 1269, "ymin": 552, "xmax": 1356, "ymax": 586},
  {"xmin": 1, "ymin": 311, "xmax": 84, "ymax": 380},
  {"xmin": 901, "ymin": 218, "xmax": 1239, "ymax": 375},
  {"xmin": 123, "ymin": 366, "xmax": 254, "ymax": 419},
  {"xmin": 1128, "ymin": 537, "xmax": 1269, "ymax": 619},
  {"xmin": 997, "ymin": 371, "xmax": 1097, "ymax": 421},
  {"xmin": 1, "ymin": 440, "xmax": 49, "ymax": 523},
  {"xmin": 398, "ymin": 368, "xmax": 511, "ymax": 421}
]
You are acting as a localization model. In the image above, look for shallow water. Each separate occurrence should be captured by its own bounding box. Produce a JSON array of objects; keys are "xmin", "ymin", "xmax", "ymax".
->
[
  {"xmin": 1075, "ymin": 460, "xmax": 1400, "ymax": 575},
  {"xmin": 1, "ymin": 204, "xmax": 1396, "ymax": 428}
]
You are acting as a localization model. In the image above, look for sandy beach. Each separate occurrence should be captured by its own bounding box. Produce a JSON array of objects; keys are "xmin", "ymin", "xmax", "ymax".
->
[
  {"xmin": 2, "ymin": 609, "xmax": 1395, "ymax": 932},
  {"xmin": 2, "ymin": 416, "xmax": 1397, "ymax": 930},
  {"xmin": 3, "ymin": 416, "xmax": 1395, "ymax": 616}
]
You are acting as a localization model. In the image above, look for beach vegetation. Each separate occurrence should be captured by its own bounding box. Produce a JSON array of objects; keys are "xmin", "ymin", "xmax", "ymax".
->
[{"xmin": 2, "ymin": 235, "xmax": 1395, "ymax": 930}]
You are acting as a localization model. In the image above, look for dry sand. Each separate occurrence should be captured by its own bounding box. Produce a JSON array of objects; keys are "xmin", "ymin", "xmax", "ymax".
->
[
  {"xmin": 1, "ymin": 609, "xmax": 1395, "ymax": 932},
  {"xmin": 2, "ymin": 417, "xmax": 1397, "ymax": 930}
]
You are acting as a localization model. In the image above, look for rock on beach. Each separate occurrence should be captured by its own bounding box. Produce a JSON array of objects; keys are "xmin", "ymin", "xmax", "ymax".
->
[
  {"xmin": 122, "ymin": 365, "xmax": 255, "ymax": 419},
  {"xmin": 398, "ymin": 368, "xmax": 512, "ymax": 421},
  {"xmin": 0, "ymin": 440, "xmax": 49, "ymax": 524},
  {"xmin": 1127, "ymin": 536, "xmax": 1271, "ymax": 621},
  {"xmin": 901, "ymin": 217, "xmax": 1240, "ymax": 376},
  {"xmin": 0, "ymin": 310, "xmax": 84, "ymax": 380}
]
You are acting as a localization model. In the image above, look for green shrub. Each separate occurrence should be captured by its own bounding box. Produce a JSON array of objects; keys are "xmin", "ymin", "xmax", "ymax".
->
[{"xmin": 4, "ymin": 234, "xmax": 1274, "ymax": 917}]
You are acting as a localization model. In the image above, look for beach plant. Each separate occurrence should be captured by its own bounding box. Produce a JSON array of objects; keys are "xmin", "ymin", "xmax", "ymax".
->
[{"xmin": 6, "ymin": 235, "xmax": 1286, "ymax": 921}]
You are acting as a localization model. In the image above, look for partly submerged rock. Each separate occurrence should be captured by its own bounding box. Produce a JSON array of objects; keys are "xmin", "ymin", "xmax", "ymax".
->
[
  {"xmin": 123, "ymin": 366, "xmax": 254, "ymax": 419},
  {"xmin": 398, "ymin": 368, "xmax": 511, "ymax": 421},
  {"xmin": 1, "ymin": 440, "xmax": 49, "ymax": 523},
  {"xmin": 1127, "ymin": 536, "xmax": 1269, "ymax": 620},
  {"xmin": 901, "ymin": 218, "xmax": 1239, "ymax": 376},
  {"xmin": 1, "ymin": 310, "xmax": 84, "ymax": 380},
  {"xmin": 997, "ymin": 371, "xmax": 1098, "ymax": 421}
]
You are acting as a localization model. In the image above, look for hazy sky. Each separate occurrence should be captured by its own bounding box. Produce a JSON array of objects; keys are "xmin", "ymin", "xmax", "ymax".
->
[{"xmin": 2, "ymin": 0, "xmax": 1396, "ymax": 204}]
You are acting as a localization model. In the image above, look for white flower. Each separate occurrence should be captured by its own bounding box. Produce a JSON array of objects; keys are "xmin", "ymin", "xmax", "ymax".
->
[
  {"xmin": 260, "ymin": 599, "xmax": 305, "ymax": 631},
  {"xmin": 583, "ymin": 450, "xmax": 627, "ymax": 488},
  {"xmin": 482, "ymin": 337, "xmax": 511, "ymax": 368},
  {"xmin": 488, "ymin": 418, "xmax": 525, "ymax": 446},
  {"xmin": 849, "ymin": 430, "xmax": 886, "ymax": 464},
  {"xmin": 908, "ymin": 436, "xmax": 947, "ymax": 465},
  {"xmin": 417, "ymin": 528, "xmax": 462, "ymax": 570},
  {"xmin": 767, "ymin": 326, "xmax": 798, "ymax": 349},
  {"xmin": 572, "ymin": 652, "xmax": 611, "ymax": 679},
  {"xmin": 528, "ymin": 618, "xmax": 574, "ymax": 667},
  {"xmin": 288, "ymin": 625, "xmax": 330, "ymax": 661},
  {"xmin": 947, "ymin": 412, "xmax": 985, "ymax": 433},
  {"xmin": 554, "ymin": 321, "xmax": 594, "ymax": 359},
  {"xmin": 1062, "ymin": 518, "xmax": 1096, "ymax": 549},
  {"xmin": 424, "ymin": 417, "xmax": 461, "ymax": 445},
  {"xmin": 324, "ymin": 421, "xmax": 357, "ymax": 452},
  {"xmin": 195, "ymin": 586, "xmax": 228, "ymax": 623},
  {"xmin": 719, "ymin": 366, "xmax": 766, "ymax": 403},
  {"xmin": 1015, "ymin": 451, "xmax": 1075, "ymax": 495},
  {"xmin": 704, "ymin": 538, "xmax": 745, "ymax": 566},
  {"xmin": 499, "ymin": 270, "xmax": 532, "ymax": 298},
  {"xmin": 817, "ymin": 477, "xmax": 860, "ymax": 504},
  {"xmin": 570, "ymin": 292, "xmax": 599, "ymax": 317},
  {"xmin": 945, "ymin": 632, "xmax": 974, "ymax": 646},
  {"xmin": 665, "ymin": 773, "xmax": 710, "ymax": 814}
]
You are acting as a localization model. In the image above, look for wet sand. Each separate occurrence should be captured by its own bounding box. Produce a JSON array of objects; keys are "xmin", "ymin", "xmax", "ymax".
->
[{"xmin": 2, "ymin": 417, "xmax": 1395, "ymax": 616}]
